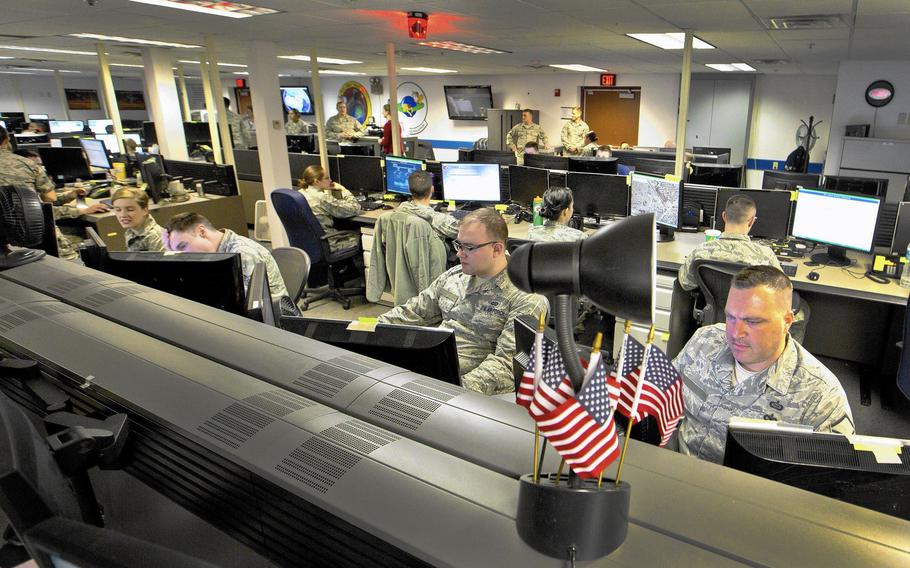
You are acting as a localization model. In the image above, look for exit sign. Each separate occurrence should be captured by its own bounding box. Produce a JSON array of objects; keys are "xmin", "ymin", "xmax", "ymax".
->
[{"xmin": 600, "ymin": 73, "xmax": 616, "ymax": 87}]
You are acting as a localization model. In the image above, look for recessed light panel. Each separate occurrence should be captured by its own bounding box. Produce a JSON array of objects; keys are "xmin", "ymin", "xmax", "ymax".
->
[
  {"xmin": 70, "ymin": 33, "xmax": 202, "ymax": 49},
  {"xmin": 627, "ymin": 33, "xmax": 714, "ymax": 50},
  {"xmin": 129, "ymin": 0, "xmax": 279, "ymax": 18},
  {"xmin": 417, "ymin": 40, "xmax": 510, "ymax": 54},
  {"xmin": 549, "ymin": 64, "xmax": 608, "ymax": 72}
]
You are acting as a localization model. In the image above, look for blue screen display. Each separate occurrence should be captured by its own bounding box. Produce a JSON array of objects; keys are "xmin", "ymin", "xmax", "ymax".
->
[{"xmin": 385, "ymin": 156, "xmax": 423, "ymax": 195}]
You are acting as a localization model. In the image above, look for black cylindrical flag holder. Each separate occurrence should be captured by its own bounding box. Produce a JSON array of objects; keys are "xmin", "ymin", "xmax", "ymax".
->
[{"xmin": 516, "ymin": 473, "xmax": 630, "ymax": 560}]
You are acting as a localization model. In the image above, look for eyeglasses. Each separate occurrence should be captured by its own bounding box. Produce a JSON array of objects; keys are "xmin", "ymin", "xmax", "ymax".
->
[{"xmin": 452, "ymin": 240, "xmax": 495, "ymax": 253}]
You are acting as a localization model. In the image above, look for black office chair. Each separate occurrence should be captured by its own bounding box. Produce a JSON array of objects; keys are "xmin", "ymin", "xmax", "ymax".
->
[
  {"xmin": 667, "ymin": 278, "xmax": 699, "ymax": 360},
  {"xmin": 270, "ymin": 189, "xmax": 364, "ymax": 310},
  {"xmin": 692, "ymin": 259, "xmax": 802, "ymax": 327}
]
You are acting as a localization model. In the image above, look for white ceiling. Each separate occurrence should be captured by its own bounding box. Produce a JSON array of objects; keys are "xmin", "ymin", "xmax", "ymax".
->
[{"xmin": 0, "ymin": 0, "xmax": 906, "ymax": 79}]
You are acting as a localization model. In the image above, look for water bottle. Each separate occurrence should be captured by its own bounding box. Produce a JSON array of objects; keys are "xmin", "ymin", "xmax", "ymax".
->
[
  {"xmin": 901, "ymin": 243, "xmax": 910, "ymax": 288},
  {"xmin": 532, "ymin": 195, "xmax": 543, "ymax": 226}
]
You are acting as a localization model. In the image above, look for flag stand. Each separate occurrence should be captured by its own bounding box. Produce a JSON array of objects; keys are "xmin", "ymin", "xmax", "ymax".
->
[{"xmin": 615, "ymin": 325, "xmax": 655, "ymax": 487}]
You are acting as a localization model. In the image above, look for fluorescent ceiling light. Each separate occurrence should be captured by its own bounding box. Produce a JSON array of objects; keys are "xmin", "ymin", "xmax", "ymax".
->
[
  {"xmin": 627, "ymin": 33, "xmax": 714, "ymax": 50},
  {"xmin": 314, "ymin": 69, "xmax": 366, "ymax": 76},
  {"xmin": 129, "ymin": 0, "xmax": 278, "ymax": 18},
  {"xmin": 109, "ymin": 63, "xmax": 145, "ymax": 68},
  {"xmin": 70, "ymin": 33, "xmax": 202, "ymax": 49},
  {"xmin": 0, "ymin": 71, "xmax": 34, "ymax": 75},
  {"xmin": 549, "ymin": 64, "xmax": 608, "ymax": 72},
  {"xmin": 233, "ymin": 71, "xmax": 290, "ymax": 76},
  {"xmin": 11, "ymin": 68, "xmax": 81, "ymax": 73},
  {"xmin": 0, "ymin": 56, "xmax": 13, "ymax": 60},
  {"xmin": 417, "ymin": 40, "xmax": 509, "ymax": 54},
  {"xmin": 705, "ymin": 63, "xmax": 755, "ymax": 72},
  {"xmin": 0, "ymin": 45, "xmax": 95, "ymax": 56},
  {"xmin": 278, "ymin": 55, "xmax": 362, "ymax": 65},
  {"xmin": 401, "ymin": 66, "xmax": 457, "ymax": 74},
  {"xmin": 178, "ymin": 59, "xmax": 246, "ymax": 68}
]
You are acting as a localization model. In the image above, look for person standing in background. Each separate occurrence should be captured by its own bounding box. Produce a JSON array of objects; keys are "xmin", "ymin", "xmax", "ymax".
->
[
  {"xmin": 380, "ymin": 103, "xmax": 402, "ymax": 155},
  {"xmin": 326, "ymin": 100, "xmax": 365, "ymax": 142},
  {"xmin": 506, "ymin": 109, "xmax": 548, "ymax": 161},
  {"xmin": 560, "ymin": 106, "xmax": 589, "ymax": 156}
]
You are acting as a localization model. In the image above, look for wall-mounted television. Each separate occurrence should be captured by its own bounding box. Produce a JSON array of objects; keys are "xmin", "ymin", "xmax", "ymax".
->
[
  {"xmin": 444, "ymin": 85, "xmax": 493, "ymax": 121},
  {"xmin": 280, "ymin": 86, "xmax": 313, "ymax": 115}
]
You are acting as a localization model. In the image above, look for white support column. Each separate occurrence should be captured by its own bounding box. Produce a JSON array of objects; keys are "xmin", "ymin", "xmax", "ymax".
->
[
  {"xmin": 96, "ymin": 43, "xmax": 126, "ymax": 155},
  {"xmin": 386, "ymin": 42, "xmax": 401, "ymax": 156},
  {"xmin": 674, "ymin": 31, "xmax": 693, "ymax": 178},
  {"xmin": 206, "ymin": 35, "xmax": 234, "ymax": 166},
  {"xmin": 141, "ymin": 47, "xmax": 188, "ymax": 160},
  {"xmin": 53, "ymin": 71, "xmax": 70, "ymax": 120},
  {"xmin": 176, "ymin": 65, "xmax": 191, "ymax": 121},
  {"xmin": 248, "ymin": 40, "xmax": 291, "ymax": 247},
  {"xmin": 199, "ymin": 55, "xmax": 223, "ymax": 164},
  {"xmin": 309, "ymin": 50, "xmax": 328, "ymax": 169}
]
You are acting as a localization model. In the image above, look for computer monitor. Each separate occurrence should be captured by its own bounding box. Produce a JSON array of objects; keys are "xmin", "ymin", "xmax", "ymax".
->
[
  {"xmin": 105, "ymin": 251, "xmax": 246, "ymax": 315},
  {"xmin": 440, "ymin": 162, "xmax": 501, "ymax": 203},
  {"xmin": 568, "ymin": 157, "xmax": 618, "ymax": 175},
  {"xmin": 631, "ymin": 157, "xmax": 676, "ymax": 177},
  {"xmin": 183, "ymin": 122, "xmax": 211, "ymax": 145},
  {"xmin": 723, "ymin": 424, "xmax": 910, "ymax": 521},
  {"xmin": 891, "ymin": 202, "xmax": 910, "ymax": 256},
  {"xmin": 568, "ymin": 172, "xmax": 629, "ymax": 217},
  {"xmin": 286, "ymin": 133, "xmax": 316, "ymax": 154},
  {"xmin": 762, "ymin": 170, "xmax": 820, "ymax": 191},
  {"xmin": 523, "ymin": 153, "xmax": 569, "ymax": 171},
  {"xmin": 507, "ymin": 165, "xmax": 549, "ymax": 206},
  {"xmin": 245, "ymin": 262, "xmax": 280, "ymax": 327},
  {"xmin": 79, "ymin": 138, "xmax": 112, "ymax": 169},
  {"xmin": 713, "ymin": 188, "xmax": 792, "ymax": 240},
  {"xmin": 689, "ymin": 163, "xmax": 744, "ymax": 188},
  {"xmin": 36, "ymin": 147, "xmax": 91, "ymax": 184},
  {"xmin": 692, "ymin": 146, "xmax": 731, "ymax": 159},
  {"xmin": 384, "ymin": 155, "xmax": 423, "ymax": 195},
  {"xmin": 630, "ymin": 171, "xmax": 681, "ymax": 241},
  {"xmin": 93, "ymin": 133, "xmax": 118, "ymax": 152},
  {"xmin": 162, "ymin": 159, "xmax": 238, "ymax": 197},
  {"xmin": 279, "ymin": 316, "xmax": 462, "ymax": 385},
  {"xmin": 138, "ymin": 157, "xmax": 168, "ymax": 203},
  {"xmin": 79, "ymin": 227, "xmax": 109, "ymax": 271},
  {"xmin": 822, "ymin": 175, "xmax": 888, "ymax": 197},
  {"xmin": 471, "ymin": 149, "xmax": 517, "ymax": 166},
  {"xmin": 280, "ymin": 86, "xmax": 314, "ymax": 114},
  {"xmin": 791, "ymin": 188, "xmax": 882, "ymax": 266},
  {"xmin": 141, "ymin": 121, "xmax": 158, "ymax": 146},
  {"xmin": 48, "ymin": 120, "xmax": 84, "ymax": 134},
  {"xmin": 88, "ymin": 119, "xmax": 113, "ymax": 133},
  {"xmin": 338, "ymin": 155, "xmax": 383, "ymax": 193}
]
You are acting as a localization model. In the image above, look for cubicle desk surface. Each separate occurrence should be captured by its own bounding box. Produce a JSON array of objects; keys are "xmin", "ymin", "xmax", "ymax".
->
[{"xmin": 82, "ymin": 194, "xmax": 247, "ymax": 252}]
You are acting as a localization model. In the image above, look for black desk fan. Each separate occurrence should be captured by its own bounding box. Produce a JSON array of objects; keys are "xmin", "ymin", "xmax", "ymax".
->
[{"xmin": 0, "ymin": 185, "xmax": 47, "ymax": 269}]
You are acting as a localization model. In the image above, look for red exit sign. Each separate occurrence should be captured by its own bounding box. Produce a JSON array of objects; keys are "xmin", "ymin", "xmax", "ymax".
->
[{"xmin": 600, "ymin": 73, "xmax": 616, "ymax": 87}]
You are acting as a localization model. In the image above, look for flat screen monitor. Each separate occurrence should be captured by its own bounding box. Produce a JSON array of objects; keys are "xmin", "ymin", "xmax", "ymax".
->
[
  {"xmin": 338, "ymin": 155, "xmax": 383, "ymax": 193},
  {"xmin": 280, "ymin": 86, "xmax": 314, "ymax": 115},
  {"xmin": 689, "ymin": 163, "xmax": 744, "ymax": 188},
  {"xmin": 94, "ymin": 133, "xmax": 118, "ymax": 152},
  {"xmin": 507, "ymin": 165, "xmax": 549, "ymax": 206},
  {"xmin": 630, "ymin": 172, "xmax": 681, "ymax": 240},
  {"xmin": 141, "ymin": 121, "xmax": 157, "ymax": 146},
  {"xmin": 762, "ymin": 170, "xmax": 820, "ymax": 191},
  {"xmin": 286, "ymin": 134, "xmax": 316, "ymax": 154},
  {"xmin": 105, "ymin": 251, "xmax": 246, "ymax": 315},
  {"xmin": 631, "ymin": 157, "xmax": 676, "ymax": 177},
  {"xmin": 138, "ymin": 157, "xmax": 168, "ymax": 203},
  {"xmin": 791, "ymin": 188, "xmax": 881, "ymax": 266},
  {"xmin": 440, "ymin": 162, "xmax": 501, "ymax": 203},
  {"xmin": 183, "ymin": 122, "xmax": 211, "ymax": 145},
  {"xmin": 443, "ymin": 85, "xmax": 493, "ymax": 121},
  {"xmin": 79, "ymin": 227, "xmax": 108, "ymax": 271},
  {"xmin": 79, "ymin": 138, "xmax": 111, "ymax": 169},
  {"xmin": 568, "ymin": 157, "xmax": 618, "ymax": 175},
  {"xmin": 245, "ymin": 262, "xmax": 279, "ymax": 327},
  {"xmin": 384, "ymin": 155, "xmax": 423, "ymax": 195},
  {"xmin": 471, "ymin": 149, "xmax": 516, "ymax": 166},
  {"xmin": 48, "ymin": 120, "xmax": 84, "ymax": 134},
  {"xmin": 723, "ymin": 424, "xmax": 910, "ymax": 521},
  {"xmin": 822, "ymin": 175, "xmax": 887, "ymax": 197},
  {"xmin": 692, "ymin": 146, "xmax": 731, "ymax": 158},
  {"xmin": 568, "ymin": 172, "xmax": 629, "ymax": 217},
  {"xmin": 37, "ymin": 147, "xmax": 91, "ymax": 184},
  {"xmin": 891, "ymin": 202, "xmax": 910, "ymax": 256},
  {"xmin": 279, "ymin": 316, "xmax": 462, "ymax": 385},
  {"xmin": 88, "ymin": 119, "xmax": 113, "ymax": 133},
  {"xmin": 27, "ymin": 113, "xmax": 49, "ymax": 120},
  {"xmin": 714, "ymin": 188, "xmax": 791, "ymax": 240},
  {"xmin": 523, "ymin": 153, "xmax": 568, "ymax": 171}
]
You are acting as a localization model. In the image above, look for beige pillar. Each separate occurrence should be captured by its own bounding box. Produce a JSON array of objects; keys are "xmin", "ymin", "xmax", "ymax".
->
[
  {"xmin": 674, "ymin": 32, "xmax": 693, "ymax": 178},
  {"xmin": 96, "ymin": 42, "xmax": 126, "ymax": 154}
]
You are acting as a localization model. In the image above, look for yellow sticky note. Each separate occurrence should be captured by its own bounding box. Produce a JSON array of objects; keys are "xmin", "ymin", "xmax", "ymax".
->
[
  {"xmin": 625, "ymin": 173, "xmax": 631, "ymax": 186},
  {"xmin": 847, "ymin": 434, "xmax": 904, "ymax": 464},
  {"xmin": 106, "ymin": 232, "xmax": 119, "ymax": 237},
  {"xmin": 347, "ymin": 317, "xmax": 378, "ymax": 332},
  {"xmin": 448, "ymin": 200, "xmax": 455, "ymax": 209},
  {"xmin": 790, "ymin": 190, "xmax": 798, "ymax": 201},
  {"xmin": 661, "ymin": 332, "xmax": 670, "ymax": 341},
  {"xmin": 873, "ymin": 255, "xmax": 886, "ymax": 272},
  {"xmin": 772, "ymin": 161, "xmax": 779, "ymax": 170},
  {"xmin": 494, "ymin": 204, "xmax": 507, "ymax": 212},
  {"xmin": 664, "ymin": 174, "xmax": 681, "ymax": 182}
]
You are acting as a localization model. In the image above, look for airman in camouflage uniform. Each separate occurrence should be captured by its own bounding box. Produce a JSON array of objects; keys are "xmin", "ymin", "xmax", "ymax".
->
[
  {"xmin": 224, "ymin": 100, "xmax": 251, "ymax": 149},
  {"xmin": 506, "ymin": 110, "xmax": 549, "ymax": 158},
  {"xmin": 673, "ymin": 323, "xmax": 854, "ymax": 463},
  {"xmin": 560, "ymin": 107, "xmax": 589, "ymax": 156},
  {"xmin": 124, "ymin": 214, "xmax": 165, "ymax": 252},
  {"xmin": 299, "ymin": 183, "xmax": 361, "ymax": 252},
  {"xmin": 528, "ymin": 220, "xmax": 586, "ymax": 242},
  {"xmin": 285, "ymin": 110, "xmax": 312, "ymax": 135},
  {"xmin": 396, "ymin": 200, "xmax": 459, "ymax": 241},
  {"xmin": 217, "ymin": 229, "xmax": 290, "ymax": 300},
  {"xmin": 325, "ymin": 101, "xmax": 365, "ymax": 141}
]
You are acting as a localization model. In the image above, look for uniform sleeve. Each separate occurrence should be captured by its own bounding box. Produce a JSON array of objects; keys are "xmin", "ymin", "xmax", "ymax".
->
[
  {"xmin": 807, "ymin": 382, "xmax": 855, "ymax": 436},
  {"xmin": 377, "ymin": 273, "xmax": 444, "ymax": 327},
  {"xmin": 537, "ymin": 128, "xmax": 549, "ymax": 149},
  {"xmin": 430, "ymin": 210, "xmax": 460, "ymax": 239},
  {"xmin": 461, "ymin": 293, "xmax": 548, "ymax": 395},
  {"xmin": 677, "ymin": 252, "xmax": 699, "ymax": 291},
  {"xmin": 325, "ymin": 116, "xmax": 341, "ymax": 140},
  {"xmin": 237, "ymin": 252, "xmax": 257, "ymax": 294},
  {"xmin": 53, "ymin": 204, "xmax": 81, "ymax": 220},
  {"xmin": 322, "ymin": 186, "xmax": 361, "ymax": 219},
  {"xmin": 560, "ymin": 122, "xmax": 572, "ymax": 149},
  {"xmin": 35, "ymin": 166, "xmax": 56, "ymax": 197},
  {"xmin": 505, "ymin": 125, "xmax": 517, "ymax": 148},
  {"xmin": 143, "ymin": 225, "xmax": 166, "ymax": 252}
]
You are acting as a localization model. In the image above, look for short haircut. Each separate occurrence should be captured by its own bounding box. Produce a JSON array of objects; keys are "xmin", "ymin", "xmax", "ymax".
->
[
  {"xmin": 585, "ymin": 131, "xmax": 598, "ymax": 142},
  {"xmin": 13, "ymin": 149, "xmax": 39, "ymax": 159},
  {"xmin": 164, "ymin": 212, "xmax": 215, "ymax": 234},
  {"xmin": 337, "ymin": 100, "xmax": 345, "ymax": 108},
  {"xmin": 731, "ymin": 265, "xmax": 792, "ymax": 293},
  {"xmin": 725, "ymin": 194, "xmax": 757, "ymax": 224},
  {"xmin": 223, "ymin": 96, "xmax": 231, "ymax": 109},
  {"xmin": 288, "ymin": 108, "xmax": 299, "ymax": 115},
  {"xmin": 111, "ymin": 186, "xmax": 149, "ymax": 209},
  {"xmin": 408, "ymin": 170, "xmax": 433, "ymax": 199},
  {"xmin": 523, "ymin": 141, "xmax": 539, "ymax": 151},
  {"xmin": 0, "ymin": 126, "xmax": 8, "ymax": 146},
  {"xmin": 522, "ymin": 108, "xmax": 533, "ymax": 115},
  {"xmin": 539, "ymin": 187, "xmax": 573, "ymax": 221},
  {"xmin": 462, "ymin": 207, "xmax": 508, "ymax": 244},
  {"xmin": 572, "ymin": 105, "xmax": 582, "ymax": 113},
  {"xmin": 301, "ymin": 165, "xmax": 326, "ymax": 187}
]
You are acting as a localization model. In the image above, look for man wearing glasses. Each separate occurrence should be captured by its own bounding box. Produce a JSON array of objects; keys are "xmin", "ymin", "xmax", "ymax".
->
[{"xmin": 378, "ymin": 208, "xmax": 548, "ymax": 395}]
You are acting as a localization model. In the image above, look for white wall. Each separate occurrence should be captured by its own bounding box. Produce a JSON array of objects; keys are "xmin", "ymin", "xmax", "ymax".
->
[{"xmin": 0, "ymin": 75, "xmax": 150, "ymax": 121}]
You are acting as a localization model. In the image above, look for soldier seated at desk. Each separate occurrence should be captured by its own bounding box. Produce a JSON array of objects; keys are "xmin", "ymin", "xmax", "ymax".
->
[
  {"xmin": 527, "ymin": 187, "xmax": 586, "ymax": 243},
  {"xmin": 672, "ymin": 265, "xmax": 854, "ymax": 464},
  {"xmin": 396, "ymin": 170, "xmax": 459, "ymax": 243},
  {"xmin": 111, "ymin": 187, "xmax": 164, "ymax": 252},
  {"xmin": 298, "ymin": 165, "xmax": 361, "ymax": 252},
  {"xmin": 377, "ymin": 208, "xmax": 548, "ymax": 396}
]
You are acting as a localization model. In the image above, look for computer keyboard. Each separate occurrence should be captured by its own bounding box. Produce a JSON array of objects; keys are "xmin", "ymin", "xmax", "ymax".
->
[
  {"xmin": 780, "ymin": 263, "xmax": 797, "ymax": 277},
  {"xmin": 359, "ymin": 201, "xmax": 384, "ymax": 211}
]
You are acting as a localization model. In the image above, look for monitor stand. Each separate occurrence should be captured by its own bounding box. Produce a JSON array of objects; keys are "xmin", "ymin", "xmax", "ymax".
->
[
  {"xmin": 657, "ymin": 226, "xmax": 675, "ymax": 243},
  {"xmin": 810, "ymin": 245, "xmax": 851, "ymax": 267}
]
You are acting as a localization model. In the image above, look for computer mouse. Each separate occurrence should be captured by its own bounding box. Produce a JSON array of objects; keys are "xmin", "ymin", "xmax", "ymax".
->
[{"xmin": 807, "ymin": 271, "xmax": 820, "ymax": 281}]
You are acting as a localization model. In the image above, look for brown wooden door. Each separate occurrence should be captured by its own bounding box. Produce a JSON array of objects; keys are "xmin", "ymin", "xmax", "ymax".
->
[{"xmin": 582, "ymin": 87, "xmax": 641, "ymax": 146}]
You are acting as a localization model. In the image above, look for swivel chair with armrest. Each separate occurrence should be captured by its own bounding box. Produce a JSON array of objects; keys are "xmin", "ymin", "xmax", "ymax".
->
[
  {"xmin": 667, "ymin": 278, "xmax": 699, "ymax": 360},
  {"xmin": 270, "ymin": 246, "xmax": 311, "ymax": 305}
]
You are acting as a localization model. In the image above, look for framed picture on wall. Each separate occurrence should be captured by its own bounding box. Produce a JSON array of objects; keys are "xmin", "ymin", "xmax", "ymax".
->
[
  {"xmin": 115, "ymin": 91, "xmax": 146, "ymax": 110},
  {"xmin": 64, "ymin": 89, "xmax": 101, "ymax": 110}
]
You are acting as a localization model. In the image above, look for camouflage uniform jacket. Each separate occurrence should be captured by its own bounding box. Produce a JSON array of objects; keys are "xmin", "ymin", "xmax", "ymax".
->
[
  {"xmin": 217, "ymin": 229, "xmax": 291, "ymax": 304},
  {"xmin": 299, "ymin": 184, "xmax": 361, "ymax": 252},
  {"xmin": 226, "ymin": 109, "xmax": 251, "ymax": 149},
  {"xmin": 673, "ymin": 324, "xmax": 854, "ymax": 463},
  {"xmin": 505, "ymin": 123, "xmax": 549, "ymax": 155},
  {"xmin": 560, "ymin": 119, "xmax": 590, "ymax": 155},
  {"xmin": 124, "ymin": 214, "xmax": 165, "ymax": 252},
  {"xmin": 285, "ymin": 119, "xmax": 311, "ymax": 135},
  {"xmin": 396, "ymin": 200, "xmax": 459, "ymax": 241},
  {"xmin": 528, "ymin": 220, "xmax": 587, "ymax": 242},
  {"xmin": 377, "ymin": 265, "xmax": 548, "ymax": 395},
  {"xmin": 325, "ymin": 113, "xmax": 364, "ymax": 141}
]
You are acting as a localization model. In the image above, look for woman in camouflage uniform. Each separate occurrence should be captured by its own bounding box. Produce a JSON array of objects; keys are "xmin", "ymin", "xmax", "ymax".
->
[
  {"xmin": 111, "ymin": 187, "xmax": 165, "ymax": 252},
  {"xmin": 527, "ymin": 187, "xmax": 586, "ymax": 243}
]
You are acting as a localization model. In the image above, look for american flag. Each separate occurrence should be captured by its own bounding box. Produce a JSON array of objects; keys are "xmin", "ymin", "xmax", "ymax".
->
[
  {"xmin": 617, "ymin": 344, "xmax": 684, "ymax": 447},
  {"xmin": 612, "ymin": 334, "xmax": 646, "ymax": 412},
  {"xmin": 529, "ymin": 343, "xmax": 574, "ymax": 419},
  {"xmin": 516, "ymin": 338, "xmax": 542, "ymax": 409},
  {"xmin": 536, "ymin": 356, "xmax": 620, "ymax": 478}
]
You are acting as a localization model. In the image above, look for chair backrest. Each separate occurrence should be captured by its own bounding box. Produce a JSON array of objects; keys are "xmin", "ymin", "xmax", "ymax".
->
[
  {"xmin": 269, "ymin": 189, "xmax": 326, "ymax": 265},
  {"xmin": 692, "ymin": 259, "xmax": 745, "ymax": 325},
  {"xmin": 271, "ymin": 247, "xmax": 311, "ymax": 303},
  {"xmin": 667, "ymin": 278, "xmax": 700, "ymax": 359}
]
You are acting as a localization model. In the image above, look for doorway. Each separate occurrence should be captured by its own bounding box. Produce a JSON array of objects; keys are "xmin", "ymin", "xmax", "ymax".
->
[{"xmin": 582, "ymin": 87, "xmax": 641, "ymax": 146}]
